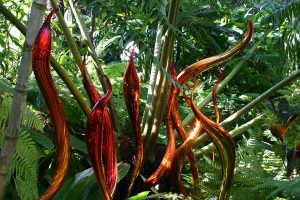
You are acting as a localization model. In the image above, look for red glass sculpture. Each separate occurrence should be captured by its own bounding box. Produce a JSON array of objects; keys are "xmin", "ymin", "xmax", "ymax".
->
[
  {"xmin": 32, "ymin": 9, "xmax": 70, "ymax": 200},
  {"xmin": 85, "ymin": 75, "xmax": 117, "ymax": 199},
  {"xmin": 80, "ymin": 60, "xmax": 117, "ymax": 197}
]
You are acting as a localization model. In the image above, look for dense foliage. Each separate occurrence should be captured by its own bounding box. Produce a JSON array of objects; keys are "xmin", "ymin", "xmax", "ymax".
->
[{"xmin": 0, "ymin": 0, "xmax": 299, "ymax": 199}]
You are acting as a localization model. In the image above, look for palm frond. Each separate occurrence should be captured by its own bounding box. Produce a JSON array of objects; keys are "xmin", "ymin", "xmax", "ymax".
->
[
  {"xmin": 0, "ymin": 79, "xmax": 13, "ymax": 94},
  {"xmin": 262, "ymin": 0, "xmax": 300, "ymax": 27}
]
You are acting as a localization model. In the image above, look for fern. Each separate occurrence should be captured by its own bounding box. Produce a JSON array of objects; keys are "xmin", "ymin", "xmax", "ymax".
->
[
  {"xmin": 0, "ymin": 95, "xmax": 45, "ymax": 137},
  {"xmin": 0, "ymin": 92, "xmax": 45, "ymax": 200},
  {"xmin": 190, "ymin": 157, "xmax": 224, "ymax": 199},
  {"xmin": 12, "ymin": 129, "xmax": 42, "ymax": 200},
  {"xmin": 229, "ymin": 102, "xmax": 299, "ymax": 200},
  {"xmin": 22, "ymin": 105, "xmax": 44, "ymax": 132},
  {"xmin": 253, "ymin": 177, "xmax": 300, "ymax": 200},
  {"xmin": 0, "ymin": 79, "xmax": 13, "ymax": 94}
]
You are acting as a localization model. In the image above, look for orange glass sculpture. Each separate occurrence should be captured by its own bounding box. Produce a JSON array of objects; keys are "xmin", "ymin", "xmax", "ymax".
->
[
  {"xmin": 144, "ymin": 63, "xmax": 177, "ymax": 188},
  {"xmin": 122, "ymin": 53, "xmax": 143, "ymax": 195}
]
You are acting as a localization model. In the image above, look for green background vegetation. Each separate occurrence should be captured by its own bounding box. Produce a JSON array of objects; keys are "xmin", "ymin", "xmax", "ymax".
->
[{"xmin": 0, "ymin": 0, "xmax": 299, "ymax": 199}]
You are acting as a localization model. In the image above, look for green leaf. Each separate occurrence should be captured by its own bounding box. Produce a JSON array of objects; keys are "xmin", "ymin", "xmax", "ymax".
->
[
  {"xmin": 30, "ymin": 131, "xmax": 88, "ymax": 154},
  {"xmin": 53, "ymin": 167, "xmax": 99, "ymax": 200},
  {"xmin": 54, "ymin": 163, "xmax": 130, "ymax": 200},
  {"xmin": 70, "ymin": 135, "xmax": 87, "ymax": 154},
  {"xmin": 127, "ymin": 191, "xmax": 150, "ymax": 200},
  {"xmin": 117, "ymin": 162, "xmax": 130, "ymax": 182},
  {"xmin": 30, "ymin": 131, "xmax": 54, "ymax": 150}
]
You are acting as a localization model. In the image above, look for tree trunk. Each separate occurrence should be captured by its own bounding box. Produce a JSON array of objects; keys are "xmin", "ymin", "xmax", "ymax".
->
[
  {"xmin": 141, "ymin": 11, "xmax": 165, "ymax": 134},
  {"xmin": 142, "ymin": 0, "xmax": 181, "ymax": 160},
  {"xmin": 0, "ymin": 0, "xmax": 47, "ymax": 198}
]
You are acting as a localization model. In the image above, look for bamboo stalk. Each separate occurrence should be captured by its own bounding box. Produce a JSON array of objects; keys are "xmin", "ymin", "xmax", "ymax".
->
[
  {"xmin": 0, "ymin": 1, "xmax": 47, "ymax": 198},
  {"xmin": 50, "ymin": 57, "xmax": 91, "ymax": 116},
  {"xmin": 194, "ymin": 69, "xmax": 300, "ymax": 148},
  {"xmin": 49, "ymin": 0, "xmax": 83, "ymax": 68},
  {"xmin": 195, "ymin": 114, "xmax": 265, "ymax": 158},
  {"xmin": 67, "ymin": 0, "xmax": 100, "ymax": 71},
  {"xmin": 141, "ymin": 6, "xmax": 165, "ymax": 133},
  {"xmin": 0, "ymin": 2, "xmax": 91, "ymax": 116}
]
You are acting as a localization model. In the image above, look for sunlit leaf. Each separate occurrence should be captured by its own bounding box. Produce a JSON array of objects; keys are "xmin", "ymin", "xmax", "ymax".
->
[{"xmin": 54, "ymin": 163, "xmax": 130, "ymax": 200}]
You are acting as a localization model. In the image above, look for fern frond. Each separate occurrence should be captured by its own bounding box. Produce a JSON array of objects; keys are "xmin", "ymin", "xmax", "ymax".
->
[
  {"xmin": 11, "ymin": 129, "xmax": 42, "ymax": 200},
  {"xmin": 22, "ymin": 105, "xmax": 44, "ymax": 132},
  {"xmin": 253, "ymin": 54, "xmax": 282, "ymax": 65},
  {"xmin": 253, "ymin": 177, "xmax": 300, "ymax": 199},
  {"xmin": 0, "ymin": 94, "xmax": 45, "ymax": 132},
  {"xmin": 15, "ymin": 176, "xmax": 39, "ymax": 200},
  {"xmin": 0, "ymin": 95, "xmax": 11, "ymax": 123},
  {"xmin": 0, "ymin": 94, "xmax": 45, "ymax": 200}
]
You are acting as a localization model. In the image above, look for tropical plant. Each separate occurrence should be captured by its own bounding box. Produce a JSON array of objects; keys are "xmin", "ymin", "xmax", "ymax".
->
[
  {"xmin": 0, "ymin": 0, "xmax": 299, "ymax": 200},
  {"xmin": 0, "ymin": 87, "xmax": 45, "ymax": 200}
]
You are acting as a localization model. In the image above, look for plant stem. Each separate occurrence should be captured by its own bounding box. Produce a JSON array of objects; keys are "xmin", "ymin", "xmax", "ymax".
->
[
  {"xmin": 0, "ymin": 4, "xmax": 26, "ymax": 33},
  {"xmin": 0, "ymin": 1, "xmax": 47, "ymax": 198},
  {"xmin": 221, "ymin": 69, "xmax": 300, "ymax": 126},
  {"xmin": 194, "ymin": 69, "xmax": 300, "ymax": 148},
  {"xmin": 51, "ymin": 0, "xmax": 122, "ymax": 137},
  {"xmin": 143, "ymin": 0, "xmax": 181, "ymax": 161},
  {"xmin": 50, "ymin": 57, "xmax": 91, "ymax": 116},
  {"xmin": 0, "ymin": 2, "xmax": 91, "ymax": 117},
  {"xmin": 67, "ymin": 0, "xmax": 100, "ymax": 70},
  {"xmin": 50, "ymin": 0, "xmax": 82, "ymax": 68}
]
